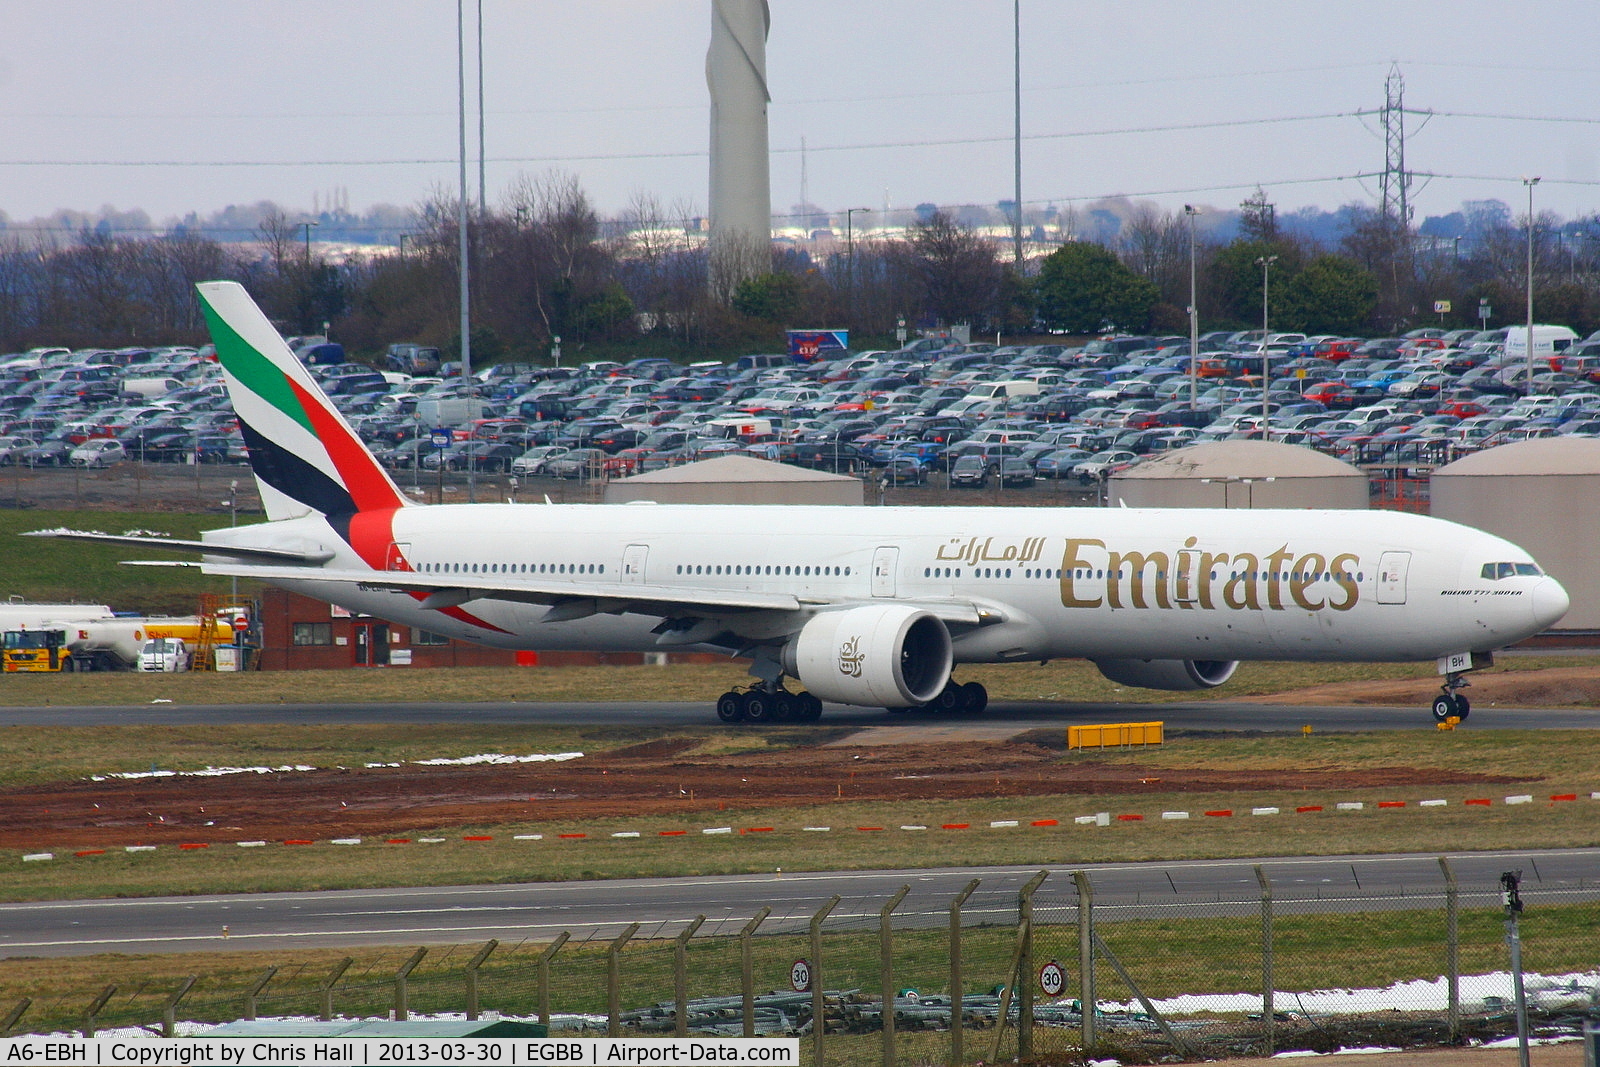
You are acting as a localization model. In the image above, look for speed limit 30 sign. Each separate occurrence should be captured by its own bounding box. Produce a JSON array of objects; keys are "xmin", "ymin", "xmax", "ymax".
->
[{"xmin": 1038, "ymin": 960, "xmax": 1067, "ymax": 998}]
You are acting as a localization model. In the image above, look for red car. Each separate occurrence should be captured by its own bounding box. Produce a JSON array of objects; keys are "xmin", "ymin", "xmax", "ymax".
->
[
  {"xmin": 1315, "ymin": 339, "xmax": 1362, "ymax": 361},
  {"xmin": 1436, "ymin": 399, "xmax": 1487, "ymax": 420}
]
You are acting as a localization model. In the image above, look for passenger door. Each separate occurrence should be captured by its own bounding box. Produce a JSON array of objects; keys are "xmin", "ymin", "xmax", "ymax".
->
[
  {"xmin": 1376, "ymin": 551, "xmax": 1410, "ymax": 605},
  {"xmin": 871, "ymin": 546, "xmax": 899, "ymax": 598}
]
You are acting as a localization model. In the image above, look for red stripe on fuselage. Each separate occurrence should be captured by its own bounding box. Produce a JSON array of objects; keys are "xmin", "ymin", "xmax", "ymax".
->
[{"xmin": 343, "ymin": 507, "xmax": 513, "ymax": 637}]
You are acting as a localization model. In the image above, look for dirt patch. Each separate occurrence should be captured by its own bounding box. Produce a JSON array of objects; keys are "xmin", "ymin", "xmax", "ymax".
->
[{"xmin": 0, "ymin": 740, "xmax": 1531, "ymax": 851}]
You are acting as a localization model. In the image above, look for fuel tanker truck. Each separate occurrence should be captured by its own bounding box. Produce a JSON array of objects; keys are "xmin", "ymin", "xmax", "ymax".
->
[{"xmin": 2, "ymin": 615, "xmax": 233, "ymax": 672}]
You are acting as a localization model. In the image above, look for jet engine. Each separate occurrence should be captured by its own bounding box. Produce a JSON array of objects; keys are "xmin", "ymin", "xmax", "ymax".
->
[
  {"xmin": 783, "ymin": 604, "xmax": 953, "ymax": 708},
  {"xmin": 1093, "ymin": 658, "xmax": 1239, "ymax": 691}
]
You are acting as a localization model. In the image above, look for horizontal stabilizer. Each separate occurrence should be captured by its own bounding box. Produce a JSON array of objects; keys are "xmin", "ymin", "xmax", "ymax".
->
[{"xmin": 23, "ymin": 529, "xmax": 335, "ymax": 565}]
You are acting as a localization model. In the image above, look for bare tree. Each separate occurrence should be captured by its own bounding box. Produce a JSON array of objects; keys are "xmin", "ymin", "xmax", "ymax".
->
[{"xmin": 1118, "ymin": 205, "xmax": 1190, "ymax": 306}]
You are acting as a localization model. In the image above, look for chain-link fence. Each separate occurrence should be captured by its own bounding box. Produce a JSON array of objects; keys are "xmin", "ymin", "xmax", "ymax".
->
[{"xmin": 8, "ymin": 860, "xmax": 1598, "ymax": 1065}]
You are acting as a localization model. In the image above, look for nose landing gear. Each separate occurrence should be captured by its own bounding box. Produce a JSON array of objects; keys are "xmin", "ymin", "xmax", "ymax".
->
[{"xmin": 1432, "ymin": 672, "xmax": 1471, "ymax": 722}]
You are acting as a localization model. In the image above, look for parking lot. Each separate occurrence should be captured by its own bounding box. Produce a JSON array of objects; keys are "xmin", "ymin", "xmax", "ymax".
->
[{"xmin": 4, "ymin": 323, "xmax": 1599, "ymax": 505}]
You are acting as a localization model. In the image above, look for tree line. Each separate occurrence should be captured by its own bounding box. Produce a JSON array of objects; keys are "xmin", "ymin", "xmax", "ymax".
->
[{"xmin": 1, "ymin": 175, "xmax": 1596, "ymax": 360}]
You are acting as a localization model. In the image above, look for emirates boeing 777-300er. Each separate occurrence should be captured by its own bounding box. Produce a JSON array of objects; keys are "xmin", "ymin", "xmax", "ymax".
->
[{"xmin": 36, "ymin": 282, "xmax": 1571, "ymax": 724}]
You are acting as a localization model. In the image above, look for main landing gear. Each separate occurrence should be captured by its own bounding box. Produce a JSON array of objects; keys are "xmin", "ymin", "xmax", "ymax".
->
[
  {"xmin": 1432, "ymin": 672, "xmax": 1471, "ymax": 722},
  {"xmin": 888, "ymin": 680, "xmax": 989, "ymax": 716},
  {"xmin": 715, "ymin": 684, "xmax": 824, "ymax": 725}
]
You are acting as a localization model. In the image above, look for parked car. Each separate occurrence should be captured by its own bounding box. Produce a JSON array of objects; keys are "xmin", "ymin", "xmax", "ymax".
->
[
  {"xmin": 879, "ymin": 455, "xmax": 928, "ymax": 486},
  {"xmin": 511, "ymin": 445, "xmax": 571, "ymax": 476},
  {"xmin": 947, "ymin": 454, "xmax": 991, "ymax": 488},
  {"xmin": 996, "ymin": 456, "xmax": 1035, "ymax": 488},
  {"xmin": 68, "ymin": 438, "xmax": 127, "ymax": 468},
  {"xmin": 545, "ymin": 448, "xmax": 607, "ymax": 479}
]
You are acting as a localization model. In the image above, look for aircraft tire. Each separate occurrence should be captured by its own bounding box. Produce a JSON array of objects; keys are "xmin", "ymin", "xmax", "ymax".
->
[
  {"xmin": 929, "ymin": 683, "xmax": 963, "ymax": 714},
  {"xmin": 795, "ymin": 692, "xmax": 823, "ymax": 722},
  {"xmin": 959, "ymin": 681, "xmax": 988, "ymax": 715},
  {"xmin": 1431, "ymin": 695, "xmax": 1455, "ymax": 722},
  {"xmin": 1455, "ymin": 696, "xmax": 1470, "ymax": 719},
  {"xmin": 715, "ymin": 691, "xmax": 747, "ymax": 723},
  {"xmin": 744, "ymin": 693, "xmax": 773, "ymax": 724},
  {"xmin": 767, "ymin": 692, "xmax": 794, "ymax": 722}
]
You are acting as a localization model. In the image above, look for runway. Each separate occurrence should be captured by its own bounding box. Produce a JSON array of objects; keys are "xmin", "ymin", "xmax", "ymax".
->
[{"xmin": 2, "ymin": 849, "xmax": 1596, "ymax": 958}]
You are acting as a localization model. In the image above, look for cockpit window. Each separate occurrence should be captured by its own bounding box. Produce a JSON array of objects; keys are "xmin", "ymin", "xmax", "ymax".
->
[{"xmin": 1481, "ymin": 562, "xmax": 1543, "ymax": 580}]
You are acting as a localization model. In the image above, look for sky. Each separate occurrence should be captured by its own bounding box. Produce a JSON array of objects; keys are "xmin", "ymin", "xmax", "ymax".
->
[{"xmin": 3, "ymin": 1, "xmax": 1598, "ymax": 232}]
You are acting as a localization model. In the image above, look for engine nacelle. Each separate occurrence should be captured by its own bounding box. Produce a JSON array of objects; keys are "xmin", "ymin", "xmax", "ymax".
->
[
  {"xmin": 783, "ymin": 604, "xmax": 953, "ymax": 708},
  {"xmin": 1093, "ymin": 658, "xmax": 1239, "ymax": 691}
]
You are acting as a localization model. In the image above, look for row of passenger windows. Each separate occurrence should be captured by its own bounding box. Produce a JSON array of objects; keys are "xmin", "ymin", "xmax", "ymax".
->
[
  {"xmin": 676, "ymin": 564, "xmax": 853, "ymax": 577},
  {"xmin": 420, "ymin": 561, "xmax": 605, "ymax": 575},
  {"xmin": 926, "ymin": 567, "xmax": 1367, "ymax": 582}
]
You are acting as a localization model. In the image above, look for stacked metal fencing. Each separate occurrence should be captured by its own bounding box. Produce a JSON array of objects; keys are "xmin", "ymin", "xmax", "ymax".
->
[{"xmin": 8, "ymin": 859, "xmax": 1598, "ymax": 1065}]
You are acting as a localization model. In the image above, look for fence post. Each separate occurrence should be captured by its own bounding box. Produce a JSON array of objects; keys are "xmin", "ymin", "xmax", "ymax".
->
[
  {"xmin": 394, "ymin": 948, "xmax": 428, "ymax": 1022},
  {"xmin": 1018, "ymin": 870, "xmax": 1048, "ymax": 1061},
  {"xmin": 992, "ymin": 871, "xmax": 1048, "ymax": 1066},
  {"xmin": 243, "ymin": 967, "xmax": 277, "ymax": 1022},
  {"xmin": 83, "ymin": 986, "xmax": 116, "ymax": 1039},
  {"xmin": 809, "ymin": 895, "xmax": 841, "ymax": 1067},
  {"xmin": 949, "ymin": 878, "xmax": 981, "ymax": 1067},
  {"xmin": 880, "ymin": 884, "xmax": 911, "ymax": 1067},
  {"xmin": 675, "ymin": 916, "xmax": 706, "ymax": 1038},
  {"xmin": 1439, "ymin": 857, "xmax": 1460, "ymax": 1042},
  {"xmin": 1255, "ymin": 865, "xmax": 1274, "ymax": 1054},
  {"xmin": 1074, "ymin": 870, "xmax": 1095, "ymax": 1050},
  {"xmin": 607, "ymin": 924, "xmax": 640, "ymax": 1038},
  {"xmin": 465, "ymin": 940, "xmax": 498, "ymax": 1021},
  {"xmin": 537, "ymin": 933, "xmax": 570, "ymax": 1027},
  {"xmin": 740, "ymin": 908, "xmax": 771, "ymax": 1038},
  {"xmin": 319, "ymin": 959, "xmax": 352, "ymax": 1022},
  {"xmin": 162, "ymin": 977, "xmax": 198, "ymax": 1038},
  {"xmin": 2, "ymin": 999, "xmax": 30, "ymax": 1037}
]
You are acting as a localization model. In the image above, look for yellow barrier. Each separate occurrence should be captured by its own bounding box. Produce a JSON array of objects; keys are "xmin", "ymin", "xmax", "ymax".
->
[{"xmin": 1068, "ymin": 721, "xmax": 1165, "ymax": 750}]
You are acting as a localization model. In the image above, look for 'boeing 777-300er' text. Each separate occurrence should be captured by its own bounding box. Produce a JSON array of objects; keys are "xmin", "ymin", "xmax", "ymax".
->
[{"xmin": 35, "ymin": 282, "xmax": 1572, "ymax": 724}]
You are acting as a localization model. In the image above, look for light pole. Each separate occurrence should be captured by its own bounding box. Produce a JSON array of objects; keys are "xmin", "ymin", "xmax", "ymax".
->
[
  {"xmin": 1256, "ymin": 255, "xmax": 1278, "ymax": 440},
  {"xmin": 844, "ymin": 207, "xmax": 869, "ymax": 318},
  {"xmin": 1523, "ymin": 176, "xmax": 1540, "ymax": 398},
  {"xmin": 224, "ymin": 480, "xmax": 238, "ymax": 603},
  {"xmin": 298, "ymin": 220, "xmax": 318, "ymax": 265},
  {"xmin": 1011, "ymin": 0, "xmax": 1023, "ymax": 267},
  {"xmin": 1185, "ymin": 205, "xmax": 1200, "ymax": 409}
]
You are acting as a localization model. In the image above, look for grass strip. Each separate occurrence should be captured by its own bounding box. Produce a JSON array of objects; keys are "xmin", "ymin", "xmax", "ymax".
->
[{"xmin": 3, "ymin": 901, "xmax": 1594, "ymax": 1039}]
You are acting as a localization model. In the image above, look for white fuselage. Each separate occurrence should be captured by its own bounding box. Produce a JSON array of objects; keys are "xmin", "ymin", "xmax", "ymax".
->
[{"xmin": 215, "ymin": 503, "xmax": 1568, "ymax": 665}]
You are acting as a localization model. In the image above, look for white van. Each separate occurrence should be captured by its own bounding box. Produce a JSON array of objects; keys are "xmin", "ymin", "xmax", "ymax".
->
[
  {"xmin": 964, "ymin": 380, "xmax": 1041, "ymax": 401},
  {"xmin": 1502, "ymin": 325, "xmax": 1578, "ymax": 362},
  {"xmin": 120, "ymin": 377, "xmax": 183, "ymax": 398}
]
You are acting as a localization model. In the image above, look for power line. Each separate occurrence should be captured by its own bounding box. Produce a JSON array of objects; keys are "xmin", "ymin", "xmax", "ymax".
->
[{"xmin": 0, "ymin": 112, "xmax": 1354, "ymax": 170}]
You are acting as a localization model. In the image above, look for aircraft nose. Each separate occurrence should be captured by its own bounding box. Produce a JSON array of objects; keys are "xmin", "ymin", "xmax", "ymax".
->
[{"xmin": 1532, "ymin": 576, "xmax": 1570, "ymax": 631}]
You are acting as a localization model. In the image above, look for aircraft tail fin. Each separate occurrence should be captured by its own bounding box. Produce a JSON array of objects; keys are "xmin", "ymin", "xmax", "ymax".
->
[{"xmin": 196, "ymin": 281, "xmax": 408, "ymax": 523}]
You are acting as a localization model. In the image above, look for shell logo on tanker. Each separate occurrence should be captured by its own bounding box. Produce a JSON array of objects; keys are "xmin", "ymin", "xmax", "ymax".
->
[{"xmin": 1057, "ymin": 537, "xmax": 1362, "ymax": 612}]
